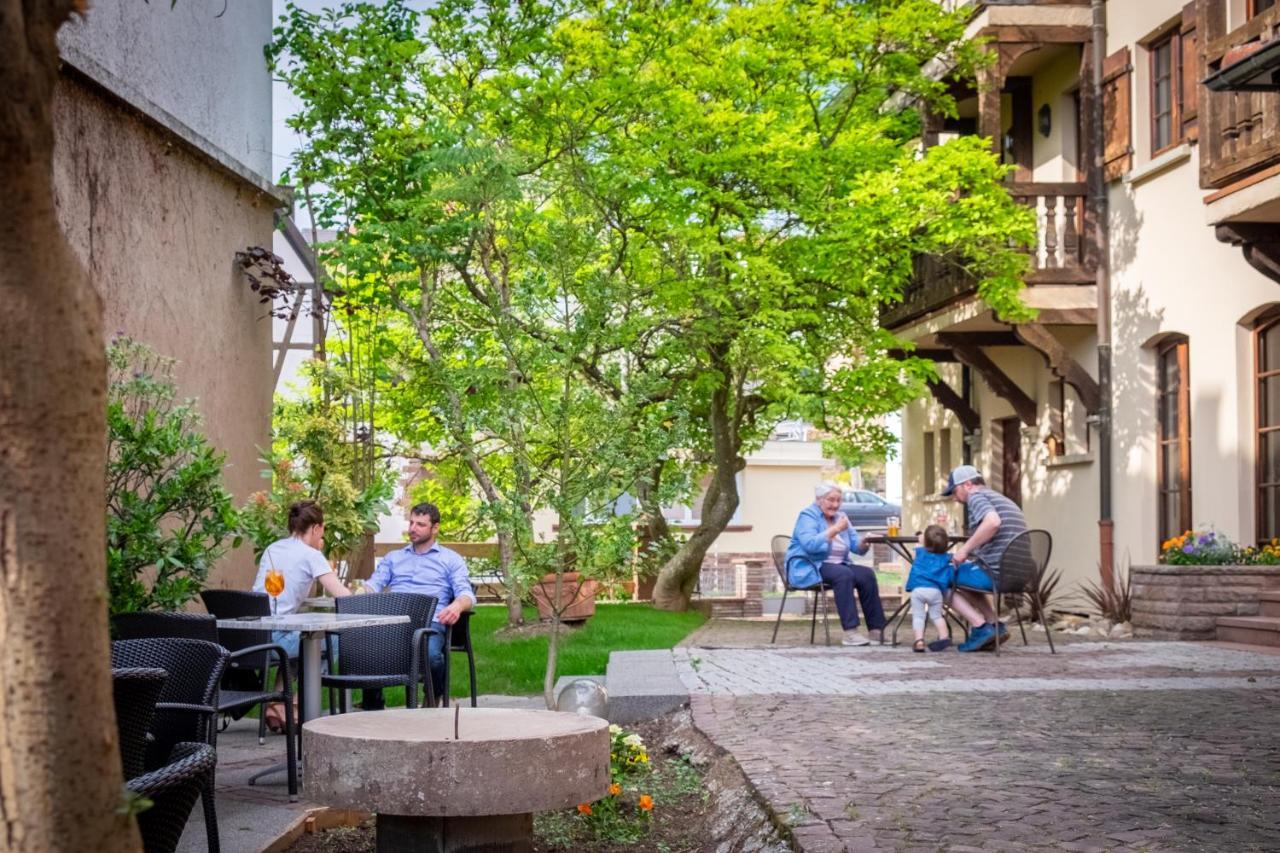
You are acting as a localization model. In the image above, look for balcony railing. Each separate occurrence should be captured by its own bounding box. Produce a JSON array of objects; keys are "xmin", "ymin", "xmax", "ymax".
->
[
  {"xmin": 880, "ymin": 181, "xmax": 1095, "ymax": 328},
  {"xmin": 1200, "ymin": 2, "xmax": 1280, "ymax": 189}
]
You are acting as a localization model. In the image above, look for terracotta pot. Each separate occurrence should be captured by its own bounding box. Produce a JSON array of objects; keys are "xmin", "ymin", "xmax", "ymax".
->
[{"xmin": 530, "ymin": 572, "xmax": 598, "ymax": 622}]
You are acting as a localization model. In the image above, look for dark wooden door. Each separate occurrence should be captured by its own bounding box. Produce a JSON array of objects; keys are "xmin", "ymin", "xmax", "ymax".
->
[{"xmin": 1001, "ymin": 417, "xmax": 1023, "ymax": 506}]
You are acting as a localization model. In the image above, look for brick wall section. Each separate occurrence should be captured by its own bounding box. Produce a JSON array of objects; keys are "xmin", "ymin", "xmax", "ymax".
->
[{"xmin": 1132, "ymin": 565, "xmax": 1280, "ymax": 640}]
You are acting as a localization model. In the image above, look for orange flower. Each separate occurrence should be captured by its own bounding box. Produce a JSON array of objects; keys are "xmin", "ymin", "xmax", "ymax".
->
[
  {"xmin": 638, "ymin": 794, "xmax": 654, "ymax": 811},
  {"xmin": 577, "ymin": 803, "xmax": 592, "ymax": 816},
  {"xmin": 609, "ymin": 783, "xmax": 621, "ymax": 796}
]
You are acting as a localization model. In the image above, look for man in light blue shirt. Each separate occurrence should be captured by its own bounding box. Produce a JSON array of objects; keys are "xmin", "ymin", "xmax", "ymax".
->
[{"xmin": 361, "ymin": 502, "xmax": 475, "ymax": 707}]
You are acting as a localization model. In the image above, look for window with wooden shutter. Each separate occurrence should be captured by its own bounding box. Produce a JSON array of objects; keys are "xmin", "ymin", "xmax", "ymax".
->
[
  {"xmin": 1102, "ymin": 47, "xmax": 1133, "ymax": 181},
  {"xmin": 1157, "ymin": 339, "xmax": 1191, "ymax": 545},
  {"xmin": 1180, "ymin": 2, "xmax": 1198, "ymax": 142}
]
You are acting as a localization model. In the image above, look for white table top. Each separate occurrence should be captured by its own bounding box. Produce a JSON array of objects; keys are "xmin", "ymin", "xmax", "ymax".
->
[{"xmin": 215, "ymin": 612, "xmax": 408, "ymax": 632}]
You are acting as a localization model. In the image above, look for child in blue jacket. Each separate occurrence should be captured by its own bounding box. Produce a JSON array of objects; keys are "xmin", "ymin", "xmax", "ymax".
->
[{"xmin": 907, "ymin": 525, "xmax": 956, "ymax": 652}]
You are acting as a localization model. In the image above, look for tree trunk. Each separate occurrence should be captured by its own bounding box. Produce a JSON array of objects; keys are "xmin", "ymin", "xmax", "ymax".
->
[
  {"xmin": 653, "ymin": 387, "xmax": 743, "ymax": 611},
  {"xmin": 0, "ymin": 3, "xmax": 140, "ymax": 849},
  {"xmin": 496, "ymin": 528, "xmax": 524, "ymax": 627}
]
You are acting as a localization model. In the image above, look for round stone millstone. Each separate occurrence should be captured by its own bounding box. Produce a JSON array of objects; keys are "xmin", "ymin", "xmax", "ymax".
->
[{"xmin": 303, "ymin": 708, "xmax": 611, "ymax": 817}]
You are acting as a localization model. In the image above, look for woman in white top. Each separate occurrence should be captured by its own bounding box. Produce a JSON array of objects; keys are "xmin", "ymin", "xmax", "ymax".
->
[{"xmin": 251, "ymin": 501, "xmax": 350, "ymax": 729}]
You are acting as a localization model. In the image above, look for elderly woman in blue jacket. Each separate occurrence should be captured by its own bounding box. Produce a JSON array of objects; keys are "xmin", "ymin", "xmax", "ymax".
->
[{"xmin": 785, "ymin": 482, "xmax": 886, "ymax": 646}]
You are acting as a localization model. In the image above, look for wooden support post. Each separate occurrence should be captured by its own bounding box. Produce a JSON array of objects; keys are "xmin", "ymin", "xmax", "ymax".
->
[
  {"xmin": 950, "ymin": 345, "xmax": 1038, "ymax": 426},
  {"xmin": 1013, "ymin": 323, "xmax": 1102, "ymax": 413},
  {"xmin": 927, "ymin": 379, "xmax": 981, "ymax": 432}
]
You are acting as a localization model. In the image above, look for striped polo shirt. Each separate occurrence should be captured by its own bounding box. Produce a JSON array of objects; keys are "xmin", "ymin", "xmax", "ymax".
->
[{"xmin": 966, "ymin": 488, "xmax": 1027, "ymax": 570}]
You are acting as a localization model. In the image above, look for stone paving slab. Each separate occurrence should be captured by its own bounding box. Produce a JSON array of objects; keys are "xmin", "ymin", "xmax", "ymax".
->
[{"xmin": 673, "ymin": 629, "xmax": 1280, "ymax": 852}]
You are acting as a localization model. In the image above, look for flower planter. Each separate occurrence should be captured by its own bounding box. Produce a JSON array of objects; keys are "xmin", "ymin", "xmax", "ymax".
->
[
  {"xmin": 1131, "ymin": 564, "xmax": 1280, "ymax": 640},
  {"xmin": 530, "ymin": 572, "xmax": 598, "ymax": 623}
]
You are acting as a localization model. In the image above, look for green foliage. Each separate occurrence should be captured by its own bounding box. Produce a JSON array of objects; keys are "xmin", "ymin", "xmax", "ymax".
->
[
  {"xmin": 269, "ymin": 0, "xmax": 1035, "ymax": 604},
  {"xmin": 106, "ymin": 336, "xmax": 241, "ymax": 615},
  {"xmin": 1157, "ymin": 529, "xmax": 1279, "ymax": 565},
  {"xmin": 1080, "ymin": 568, "xmax": 1133, "ymax": 624},
  {"xmin": 240, "ymin": 360, "xmax": 393, "ymax": 561}
]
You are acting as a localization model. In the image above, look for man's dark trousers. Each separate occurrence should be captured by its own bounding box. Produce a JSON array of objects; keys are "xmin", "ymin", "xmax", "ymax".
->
[{"xmin": 819, "ymin": 562, "xmax": 886, "ymax": 631}]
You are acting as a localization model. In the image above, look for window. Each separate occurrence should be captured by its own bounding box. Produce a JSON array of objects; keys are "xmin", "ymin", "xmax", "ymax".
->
[
  {"xmin": 1048, "ymin": 380, "xmax": 1091, "ymax": 457},
  {"xmin": 1250, "ymin": 0, "xmax": 1276, "ymax": 19},
  {"xmin": 923, "ymin": 431, "xmax": 936, "ymax": 496},
  {"xmin": 1157, "ymin": 339, "xmax": 1191, "ymax": 544},
  {"xmin": 1257, "ymin": 318, "xmax": 1280, "ymax": 543},
  {"xmin": 1149, "ymin": 31, "xmax": 1181, "ymax": 154},
  {"xmin": 939, "ymin": 428, "xmax": 953, "ymax": 479}
]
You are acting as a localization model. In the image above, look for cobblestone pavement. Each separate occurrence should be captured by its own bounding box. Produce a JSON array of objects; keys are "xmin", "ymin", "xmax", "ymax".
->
[{"xmin": 675, "ymin": 621, "xmax": 1280, "ymax": 851}]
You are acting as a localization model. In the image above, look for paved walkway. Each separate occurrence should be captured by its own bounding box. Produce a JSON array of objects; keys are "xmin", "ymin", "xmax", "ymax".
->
[{"xmin": 676, "ymin": 620, "xmax": 1280, "ymax": 852}]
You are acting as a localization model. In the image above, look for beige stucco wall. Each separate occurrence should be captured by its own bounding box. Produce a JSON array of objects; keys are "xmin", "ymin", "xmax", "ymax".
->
[
  {"xmin": 710, "ymin": 442, "xmax": 836, "ymax": 555},
  {"xmin": 52, "ymin": 76, "xmax": 276, "ymax": 592}
]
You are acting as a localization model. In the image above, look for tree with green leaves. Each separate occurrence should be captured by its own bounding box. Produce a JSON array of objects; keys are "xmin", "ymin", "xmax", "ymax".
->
[{"xmin": 270, "ymin": 0, "xmax": 1033, "ymax": 616}]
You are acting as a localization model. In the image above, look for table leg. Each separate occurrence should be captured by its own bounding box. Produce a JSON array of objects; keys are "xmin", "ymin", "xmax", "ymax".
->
[{"xmin": 300, "ymin": 630, "xmax": 324, "ymax": 724}]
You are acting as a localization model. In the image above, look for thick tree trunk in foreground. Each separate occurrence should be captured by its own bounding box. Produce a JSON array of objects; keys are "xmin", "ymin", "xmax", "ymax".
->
[
  {"xmin": 0, "ymin": 2, "xmax": 140, "ymax": 850},
  {"xmin": 653, "ymin": 388, "xmax": 743, "ymax": 611}
]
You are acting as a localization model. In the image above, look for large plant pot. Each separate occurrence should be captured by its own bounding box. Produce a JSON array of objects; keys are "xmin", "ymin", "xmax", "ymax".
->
[
  {"xmin": 1131, "ymin": 564, "xmax": 1280, "ymax": 640},
  {"xmin": 530, "ymin": 572, "xmax": 598, "ymax": 623}
]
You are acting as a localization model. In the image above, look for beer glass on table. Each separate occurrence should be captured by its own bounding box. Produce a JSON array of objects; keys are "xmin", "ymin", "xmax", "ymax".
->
[{"xmin": 886, "ymin": 516, "xmax": 900, "ymax": 538}]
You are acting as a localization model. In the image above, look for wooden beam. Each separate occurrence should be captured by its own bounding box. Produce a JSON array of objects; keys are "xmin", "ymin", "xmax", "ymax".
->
[
  {"xmin": 1216, "ymin": 224, "xmax": 1280, "ymax": 285},
  {"xmin": 888, "ymin": 348, "xmax": 960, "ymax": 362},
  {"xmin": 1033, "ymin": 308, "xmax": 1097, "ymax": 325},
  {"xmin": 951, "ymin": 345, "xmax": 1038, "ymax": 426},
  {"xmin": 1014, "ymin": 323, "xmax": 1102, "ymax": 413},
  {"xmin": 927, "ymin": 379, "xmax": 981, "ymax": 432},
  {"xmin": 935, "ymin": 331, "xmax": 1023, "ymax": 347},
  {"xmin": 979, "ymin": 25, "xmax": 1092, "ymax": 44}
]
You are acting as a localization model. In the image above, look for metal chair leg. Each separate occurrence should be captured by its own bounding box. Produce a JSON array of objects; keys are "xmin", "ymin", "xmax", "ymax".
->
[
  {"xmin": 1014, "ymin": 606, "xmax": 1028, "ymax": 646},
  {"xmin": 821, "ymin": 586, "xmax": 831, "ymax": 646},
  {"xmin": 771, "ymin": 588, "xmax": 789, "ymax": 644},
  {"xmin": 1037, "ymin": 591, "xmax": 1056, "ymax": 654},
  {"xmin": 994, "ymin": 591, "xmax": 1001, "ymax": 657},
  {"xmin": 886, "ymin": 598, "xmax": 910, "ymax": 646},
  {"xmin": 809, "ymin": 590, "xmax": 819, "ymax": 644}
]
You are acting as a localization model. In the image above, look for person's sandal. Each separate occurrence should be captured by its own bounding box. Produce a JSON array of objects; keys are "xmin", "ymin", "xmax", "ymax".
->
[
  {"xmin": 263, "ymin": 703, "xmax": 287, "ymax": 734},
  {"xmin": 913, "ymin": 639, "xmax": 926, "ymax": 653}
]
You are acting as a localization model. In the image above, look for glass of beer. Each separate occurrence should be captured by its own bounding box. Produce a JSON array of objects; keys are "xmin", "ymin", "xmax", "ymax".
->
[
  {"xmin": 264, "ymin": 568, "xmax": 285, "ymax": 616},
  {"xmin": 886, "ymin": 516, "xmax": 900, "ymax": 537}
]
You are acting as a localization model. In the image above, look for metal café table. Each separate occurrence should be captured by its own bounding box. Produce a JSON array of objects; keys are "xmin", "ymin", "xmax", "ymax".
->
[
  {"xmin": 215, "ymin": 611, "xmax": 408, "ymax": 726},
  {"xmin": 861, "ymin": 533, "xmax": 967, "ymax": 646}
]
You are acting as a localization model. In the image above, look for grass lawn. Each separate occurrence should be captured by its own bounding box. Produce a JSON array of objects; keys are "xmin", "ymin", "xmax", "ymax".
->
[{"xmin": 367, "ymin": 603, "xmax": 705, "ymax": 707}]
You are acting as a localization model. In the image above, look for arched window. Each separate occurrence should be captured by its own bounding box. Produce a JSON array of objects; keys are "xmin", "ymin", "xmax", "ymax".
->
[
  {"xmin": 1257, "ymin": 316, "xmax": 1280, "ymax": 543},
  {"xmin": 1157, "ymin": 337, "xmax": 1191, "ymax": 544}
]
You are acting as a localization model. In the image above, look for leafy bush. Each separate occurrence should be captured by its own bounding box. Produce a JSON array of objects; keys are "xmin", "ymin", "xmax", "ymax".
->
[{"xmin": 106, "ymin": 336, "xmax": 241, "ymax": 614}]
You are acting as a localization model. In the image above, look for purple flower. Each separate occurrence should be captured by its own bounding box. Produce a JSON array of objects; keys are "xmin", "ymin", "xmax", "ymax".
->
[
  {"xmin": 1198, "ymin": 534, "xmax": 1212, "ymax": 545},
  {"xmin": 1182, "ymin": 544, "xmax": 1195, "ymax": 554}
]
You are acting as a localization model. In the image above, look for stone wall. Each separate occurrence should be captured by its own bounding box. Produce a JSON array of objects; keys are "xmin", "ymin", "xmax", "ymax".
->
[{"xmin": 1131, "ymin": 565, "xmax": 1280, "ymax": 640}]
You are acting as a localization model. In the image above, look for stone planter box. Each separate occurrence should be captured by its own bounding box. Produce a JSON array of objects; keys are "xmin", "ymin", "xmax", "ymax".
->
[{"xmin": 1131, "ymin": 565, "xmax": 1280, "ymax": 640}]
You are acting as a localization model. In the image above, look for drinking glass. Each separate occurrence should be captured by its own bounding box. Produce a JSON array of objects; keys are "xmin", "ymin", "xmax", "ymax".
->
[
  {"xmin": 264, "ymin": 568, "xmax": 285, "ymax": 616},
  {"xmin": 886, "ymin": 516, "xmax": 900, "ymax": 537}
]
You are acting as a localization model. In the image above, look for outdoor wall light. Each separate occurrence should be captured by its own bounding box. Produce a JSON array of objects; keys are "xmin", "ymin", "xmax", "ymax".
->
[{"xmin": 1038, "ymin": 103, "xmax": 1052, "ymax": 138}]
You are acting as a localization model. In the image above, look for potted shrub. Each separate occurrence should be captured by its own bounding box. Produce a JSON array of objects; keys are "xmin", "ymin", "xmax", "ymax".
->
[{"xmin": 530, "ymin": 571, "xmax": 599, "ymax": 622}]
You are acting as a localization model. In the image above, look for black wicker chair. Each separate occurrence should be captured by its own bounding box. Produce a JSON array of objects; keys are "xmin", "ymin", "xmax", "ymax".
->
[
  {"xmin": 112, "ymin": 610, "xmax": 298, "ymax": 800},
  {"xmin": 439, "ymin": 610, "xmax": 477, "ymax": 708},
  {"xmin": 113, "ymin": 668, "xmax": 216, "ymax": 853},
  {"xmin": 112, "ymin": 667, "xmax": 168, "ymax": 781},
  {"xmin": 199, "ymin": 589, "xmax": 315, "ymax": 746},
  {"xmin": 325, "ymin": 593, "xmax": 438, "ymax": 711},
  {"xmin": 954, "ymin": 529, "xmax": 1056, "ymax": 655},
  {"xmin": 111, "ymin": 637, "xmax": 228, "ymax": 853},
  {"xmin": 769, "ymin": 534, "xmax": 832, "ymax": 645}
]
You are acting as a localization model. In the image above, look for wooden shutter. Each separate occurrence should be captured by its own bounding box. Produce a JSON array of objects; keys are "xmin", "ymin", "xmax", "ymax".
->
[
  {"xmin": 1102, "ymin": 47, "xmax": 1133, "ymax": 181},
  {"xmin": 1180, "ymin": 1, "xmax": 1199, "ymax": 142}
]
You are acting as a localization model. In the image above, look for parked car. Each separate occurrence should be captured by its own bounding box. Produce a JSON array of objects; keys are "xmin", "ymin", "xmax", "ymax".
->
[{"xmin": 841, "ymin": 489, "xmax": 900, "ymax": 528}]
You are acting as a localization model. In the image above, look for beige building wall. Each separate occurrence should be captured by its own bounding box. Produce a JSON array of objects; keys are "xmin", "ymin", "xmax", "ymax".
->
[
  {"xmin": 52, "ymin": 77, "xmax": 276, "ymax": 592},
  {"xmin": 1105, "ymin": 0, "xmax": 1280, "ymax": 565},
  {"xmin": 709, "ymin": 440, "xmax": 836, "ymax": 556}
]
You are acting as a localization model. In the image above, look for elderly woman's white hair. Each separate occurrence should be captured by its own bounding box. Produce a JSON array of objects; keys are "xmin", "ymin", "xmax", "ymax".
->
[{"xmin": 814, "ymin": 481, "xmax": 844, "ymax": 500}]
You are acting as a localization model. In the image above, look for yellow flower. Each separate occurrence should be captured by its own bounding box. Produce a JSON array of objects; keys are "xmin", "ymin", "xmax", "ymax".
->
[
  {"xmin": 638, "ymin": 794, "xmax": 654, "ymax": 811},
  {"xmin": 577, "ymin": 803, "xmax": 593, "ymax": 816},
  {"xmin": 609, "ymin": 783, "xmax": 621, "ymax": 796}
]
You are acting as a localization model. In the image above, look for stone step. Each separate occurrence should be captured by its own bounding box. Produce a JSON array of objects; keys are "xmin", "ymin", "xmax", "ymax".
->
[
  {"xmin": 1259, "ymin": 590, "xmax": 1280, "ymax": 618},
  {"xmin": 1216, "ymin": 615, "xmax": 1280, "ymax": 647}
]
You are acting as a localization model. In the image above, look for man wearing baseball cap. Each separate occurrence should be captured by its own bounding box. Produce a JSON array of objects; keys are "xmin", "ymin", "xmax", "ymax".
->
[{"xmin": 941, "ymin": 465, "xmax": 1027, "ymax": 651}]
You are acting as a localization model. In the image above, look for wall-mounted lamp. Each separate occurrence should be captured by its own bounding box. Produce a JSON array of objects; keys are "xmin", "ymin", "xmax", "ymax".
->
[{"xmin": 1038, "ymin": 103, "xmax": 1052, "ymax": 138}]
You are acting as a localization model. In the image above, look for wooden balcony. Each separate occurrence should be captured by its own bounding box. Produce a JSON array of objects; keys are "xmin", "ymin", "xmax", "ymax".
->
[
  {"xmin": 1199, "ymin": 1, "xmax": 1280, "ymax": 190},
  {"xmin": 880, "ymin": 181, "xmax": 1095, "ymax": 329}
]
